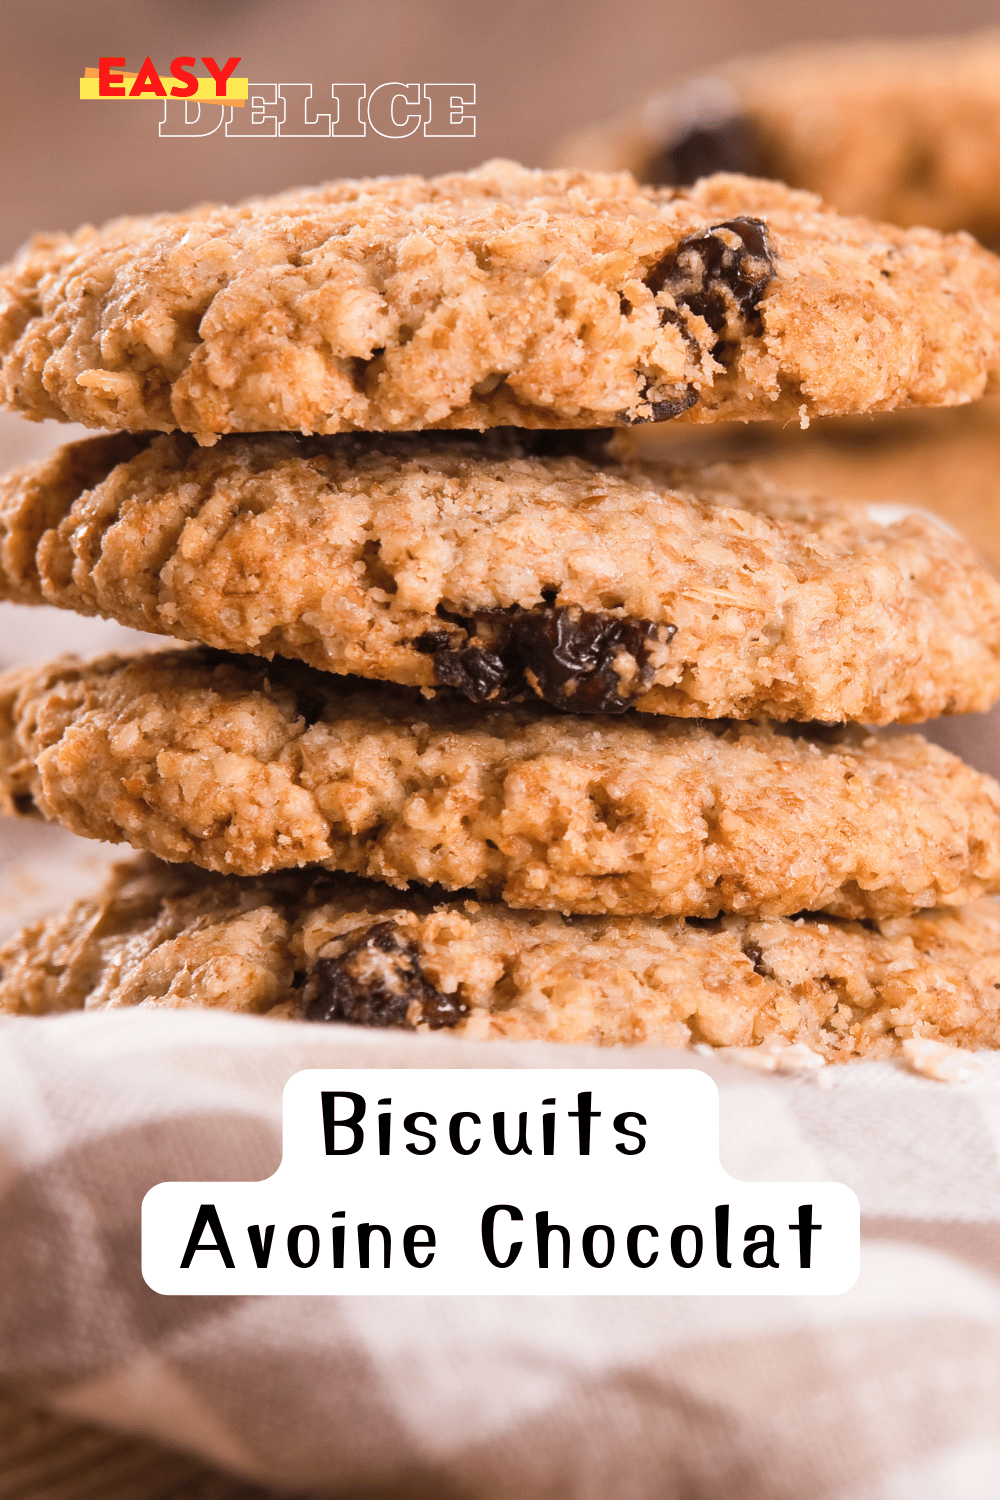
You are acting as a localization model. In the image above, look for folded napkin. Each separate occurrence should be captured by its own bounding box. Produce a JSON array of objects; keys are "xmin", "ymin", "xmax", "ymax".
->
[{"xmin": 2, "ymin": 1010, "xmax": 1000, "ymax": 1498}]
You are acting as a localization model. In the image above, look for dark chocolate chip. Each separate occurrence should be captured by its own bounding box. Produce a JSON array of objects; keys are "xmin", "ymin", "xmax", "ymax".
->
[
  {"xmin": 419, "ymin": 603, "xmax": 676, "ymax": 715},
  {"xmin": 10, "ymin": 791, "xmax": 36, "ymax": 817},
  {"xmin": 644, "ymin": 392, "xmax": 699, "ymax": 421},
  {"xmin": 657, "ymin": 302, "xmax": 702, "ymax": 349},
  {"xmin": 619, "ymin": 311, "xmax": 701, "ymax": 424},
  {"xmin": 431, "ymin": 643, "xmax": 515, "ymax": 703},
  {"xmin": 621, "ymin": 380, "xmax": 699, "ymax": 424},
  {"xmin": 413, "ymin": 630, "xmax": 455, "ymax": 656},
  {"xmin": 644, "ymin": 116, "xmax": 764, "ymax": 187},
  {"xmin": 646, "ymin": 216, "xmax": 775, "ymax": 343},
  {"xmin": 741, "ymin": 940, "xmax": 768, "ymax": 977},
  {"xmin": 511, "ymin": 606, "xmax": 665, "ymax": 714},
  {"xmin": 303, "ymin": 920, "xmax": 467, "ymax": 1030}
]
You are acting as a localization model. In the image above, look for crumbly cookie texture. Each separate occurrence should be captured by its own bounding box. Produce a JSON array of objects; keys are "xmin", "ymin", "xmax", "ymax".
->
[
  {"xmin": 4, "ymin": 432, "xmax": 1000, "ymax": 724},
  {"xmin": 2, "ymin": 856, "xmax": 999, "ymax": 1061},
  {"xmin": 2, "ymin": 161, "xmax": 1000, "ymax": 440},
  {"xmin": 5, "ymin": 648, "xmax": 1000, "ymax": 920},
  {"xmin": 554, "ymin": 33, "xmax": 1000, "ymax": 247},
  {"xmin": 635, "ymin": 394, "xmax": 1000, "ymax": 577}
]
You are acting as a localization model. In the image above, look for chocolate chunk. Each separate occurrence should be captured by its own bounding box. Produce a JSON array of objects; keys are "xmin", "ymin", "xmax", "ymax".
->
[
  {"xmin": 432, "ymin": 643, "xmax": 514, "ymax": 703},
  {"xmin": 646, "ymin": 216, "xmax": 775, "ymax": 344},
  {"xmin": 413, "ymin": 630, "xmax": 454, "ymax": 656},
  {"xmin": 621, "ymin": 376, "xmax": 699, "ymax": 424},
  {"xmin": 741, "ymin": 939, "xmax": 768, "ymax": 977},
  {"xmin": 511, "ymin": 606, "xmax": 668, "ymax": 713},
  {"xmin": 10, "ymin": 791, "xmax": 36, "ymax": 817},
  {"xmin": 303, "ymin": 920, "xmax": 467, "ymax": 1029},
  {"xmin": 644, "ymin": 116, "xmax": 764, "ymax": 187},
  {"xmin": 417, "ymin": 604, "xmax": 675, "ymax": 715}
]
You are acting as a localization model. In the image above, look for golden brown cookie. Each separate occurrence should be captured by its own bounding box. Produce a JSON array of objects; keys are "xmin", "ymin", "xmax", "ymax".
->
[
  {"xmin": 4, "ymin": 431, "xmax": 1000, "ymax": 724},
  {"xmin": 3, "ymin": 854, "xmax": 999, "ymax": 1061},
  {"xmin": 3, "ymin": 162, "xmax": 1000, "ymax": 440},
  {"xmin": 5, "ymin": 647, "xmax": 1000, "ymax": 920}
]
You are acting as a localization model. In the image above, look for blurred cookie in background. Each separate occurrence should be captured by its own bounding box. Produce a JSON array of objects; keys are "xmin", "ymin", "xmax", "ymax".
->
[
  {"xmin": 630, "ymin": 396, "xmax": 1000, "ymax": 579},
  {"xmin": 554, "ymin": 31, "xmax": 1000, "ymax": 246}
]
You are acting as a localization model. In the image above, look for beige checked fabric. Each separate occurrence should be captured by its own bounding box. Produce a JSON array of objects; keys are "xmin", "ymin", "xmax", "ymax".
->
[
  {"xmin": 0, "ymin": 1386, "xmax": 285, "ymax": 1499},
  {"xmin": 2, "ymin": 1011, "xmax": 1000, "ymax": 1499}
]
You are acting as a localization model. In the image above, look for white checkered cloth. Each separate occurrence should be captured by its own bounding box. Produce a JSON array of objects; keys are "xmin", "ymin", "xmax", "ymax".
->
[{"xmin": 2, "ymin": 1011, "xmax": 1000, "ymax": 1499}]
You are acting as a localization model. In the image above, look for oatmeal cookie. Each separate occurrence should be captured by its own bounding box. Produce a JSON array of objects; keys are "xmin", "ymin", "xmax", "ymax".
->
[
  {"xmin": 2, "ymin": 162, "xmax": 1000, "ymax": 440},
  {"xmin": 4, "ymin": 648, "xmax": 1000, "ymax": 919},
  {"xmin": 2, "ymin": 854, "xmax": 999, "ymax": 1060},
  {"xmin": 555, "ymin": 32, "xmax": 1000, "ymax": 247},
  {"xmin": 3, "ymin": 431, "xmax": 1000, "ymax": 724}
]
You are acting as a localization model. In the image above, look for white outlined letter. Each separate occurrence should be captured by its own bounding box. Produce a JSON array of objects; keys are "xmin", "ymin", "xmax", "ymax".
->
[
  {"xmin": 159, "ymin": 101, "xmax": 227, "ymax": 136},
  {"xmin": 331, "ymin": 83, "xmax": 366, "ymax": 136},
  {"xmin": 278, "ymin": 83, "xmax": 332, "ymax": 137},
  {"xmin": 226, "ymin": 82, "xmax": 282, "ymax": 136},
  {"xmin": 423, "ymin": 84, "xmax": 475, "ymax": 137},
  {"xmin": 367, "ymin": 81, "xmax": 421, "ymax": 138}
]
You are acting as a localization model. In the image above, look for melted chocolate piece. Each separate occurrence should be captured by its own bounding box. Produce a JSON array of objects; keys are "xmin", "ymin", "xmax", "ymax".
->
[
  {"xmin": 741, "ymin": 940, "xmax": 768, "ymax": 977},
  {"xmin": 619, "ymin": 302, "xmax": 700, "ymax": 423},
  {"xmin": 646, "ymin": 217, "xmax": 775, "ymax": 345},
  {"xmin": 644, "ymin": 116, "xmax": 764, "ymax": 187},
  {"xmin": 303, "ymin": 921, "xmax": 467, "ymax": 1030},
  {"xmin": 621, "ymin": 378, "xmax": 699, "ymax": 424},
  {"xmin": 432, "ymin": 643, "xmax": 512, "ymax": 702},
  {"xmin": 417, "ymin": 604, "xmax": 675, "ymax": 714}
]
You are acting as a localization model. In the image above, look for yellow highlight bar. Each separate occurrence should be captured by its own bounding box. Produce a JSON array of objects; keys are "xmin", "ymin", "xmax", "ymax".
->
[{"xmin": 80, "ymin": 72, "xmax": 248, "ymax": 104}]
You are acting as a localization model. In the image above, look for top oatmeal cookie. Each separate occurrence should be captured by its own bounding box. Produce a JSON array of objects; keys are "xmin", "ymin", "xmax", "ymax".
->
[{"xmin": 2, "ymin": 161, "xmax": 1000, "ymax": 441}]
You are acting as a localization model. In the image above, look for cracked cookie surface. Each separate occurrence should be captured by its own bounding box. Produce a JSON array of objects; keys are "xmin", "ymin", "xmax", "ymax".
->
[
  {"xmin": 2, "ymin": 855, "xmax": 999, "ymax": 1061},
  {"xmin": 3, "ymin": 162, "xmax": 1000, "ymax": 440},
  {"xmin": 4, "ymin": 431, "xmax": 1000, "ymax": 724},
  {"xmin": 4, "ymin": 648, "xmax": 1000, "ymax": 919}
]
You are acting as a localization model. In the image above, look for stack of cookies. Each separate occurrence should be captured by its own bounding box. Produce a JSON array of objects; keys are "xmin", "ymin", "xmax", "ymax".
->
[{"xmin": 2, "ymin": 161, "xmax": 1000, "ymax": 1061}]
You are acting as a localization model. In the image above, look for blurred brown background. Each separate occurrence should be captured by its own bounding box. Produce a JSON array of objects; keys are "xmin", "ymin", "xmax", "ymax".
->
[{"xmin": 4, "ymin": 0, "xmax": 1000, "ymax": 257}]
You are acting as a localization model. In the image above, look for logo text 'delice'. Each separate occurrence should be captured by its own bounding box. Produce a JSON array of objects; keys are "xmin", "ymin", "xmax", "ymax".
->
[{"xmin": 158, "ymin": 83, "xmax": 475, "ymax": 137}]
